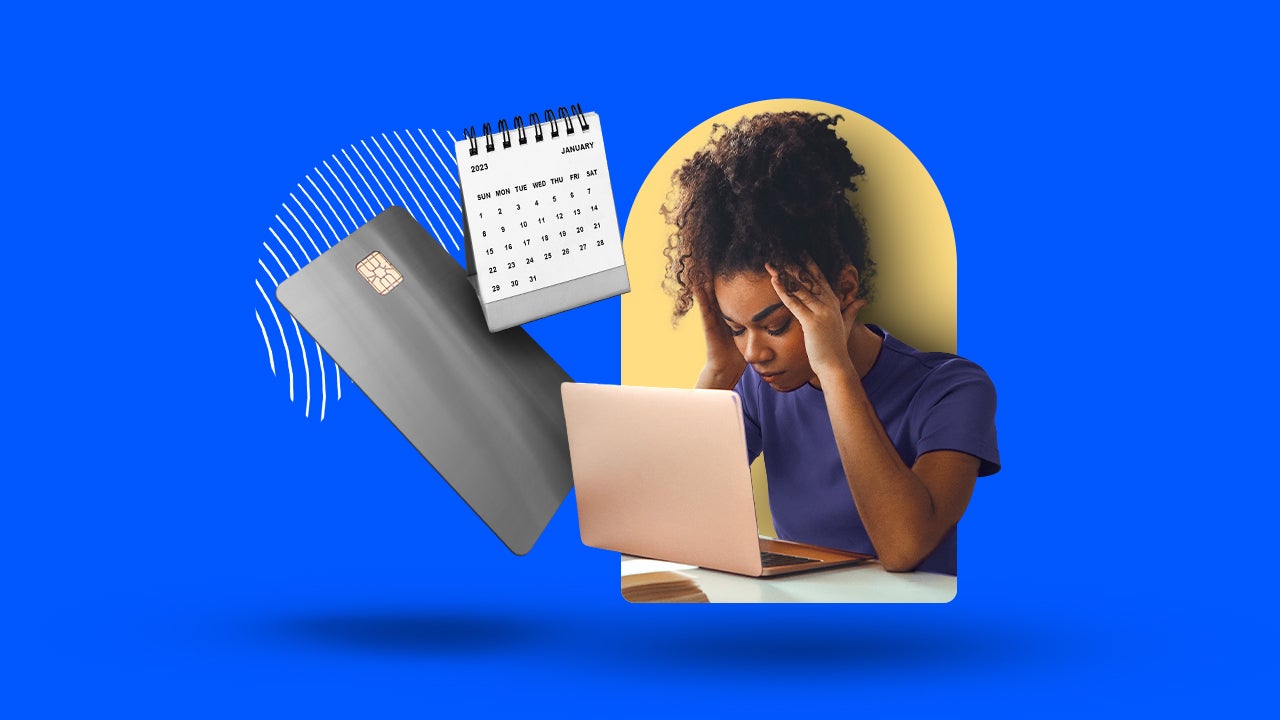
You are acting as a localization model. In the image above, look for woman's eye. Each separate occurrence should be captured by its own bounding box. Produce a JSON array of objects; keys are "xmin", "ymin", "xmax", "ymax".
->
[
  {"xmin": 728, "ymin": 326, "xmax": 746, "ymax": 337},
  {"xmin": 766, "ymin": 319, "xmax": 793, "ymax": 337}
]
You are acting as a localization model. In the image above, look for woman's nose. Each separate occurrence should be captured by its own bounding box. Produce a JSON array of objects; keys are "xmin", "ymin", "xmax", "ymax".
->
[{"xmin": 742, "ymin": 332, "xmax": 772, "ymax": 363}]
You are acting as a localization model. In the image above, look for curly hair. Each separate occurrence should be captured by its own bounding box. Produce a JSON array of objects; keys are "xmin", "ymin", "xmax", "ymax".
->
[{"xmin": 661, "ymin": 111, "xmax": 875, "ymax": 320}]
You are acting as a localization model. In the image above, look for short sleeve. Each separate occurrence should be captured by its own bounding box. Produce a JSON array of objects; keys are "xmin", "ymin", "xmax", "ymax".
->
[
  {"xmin": 733, "ymin": 372, "xmax": 764, "ymax": 464},
  {"xmin": 914, "ymin": 359, "xmax": 1001, "ymax": 476}
]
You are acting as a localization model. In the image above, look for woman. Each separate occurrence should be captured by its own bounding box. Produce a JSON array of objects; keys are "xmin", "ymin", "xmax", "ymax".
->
[{"xmin": 662, "ymin": 111, "xmax": 999, "ymax": 574}]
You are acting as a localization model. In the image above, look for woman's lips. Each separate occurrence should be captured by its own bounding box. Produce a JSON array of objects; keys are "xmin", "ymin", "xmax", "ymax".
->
[{"xmin": 759, "ymin": 371, "xmax": 785, "ymax": 384}]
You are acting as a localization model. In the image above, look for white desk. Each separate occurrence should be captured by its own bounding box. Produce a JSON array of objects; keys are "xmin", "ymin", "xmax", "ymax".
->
[{"xmin": 621, "ymin": 556, "xmax": 956, "ymax": 603}]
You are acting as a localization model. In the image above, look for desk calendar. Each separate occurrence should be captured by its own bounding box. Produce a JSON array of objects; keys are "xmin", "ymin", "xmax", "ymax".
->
[{"xmin": 458, "ymin": 105, "xmax": 629, "ymax": 332}]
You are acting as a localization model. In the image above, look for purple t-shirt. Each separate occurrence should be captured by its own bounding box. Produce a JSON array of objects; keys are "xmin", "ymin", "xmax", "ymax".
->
[{"xmin": 734, "ymin": 325, "xmax": 999, "ymax": 575}]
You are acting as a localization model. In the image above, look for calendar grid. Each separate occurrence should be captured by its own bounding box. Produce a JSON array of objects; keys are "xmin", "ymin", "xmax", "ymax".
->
[{"xmin": 458, "ymin": 111, "xmax": 628, "ymax": 331}]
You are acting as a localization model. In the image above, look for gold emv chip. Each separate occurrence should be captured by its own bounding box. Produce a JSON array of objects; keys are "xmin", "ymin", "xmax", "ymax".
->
[{"xmin": 356, "ymin": 251, "xmax": 403, "ymax": 295}]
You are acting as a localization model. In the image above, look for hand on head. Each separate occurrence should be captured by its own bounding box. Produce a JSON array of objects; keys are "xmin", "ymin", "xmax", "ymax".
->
[
  {"xmin": 693, "ymin": 282, "xmax": 747, "ymax": 388},
  {"xmin": 765, "ymin": 259, "xmax": 865, "ymax": 380}
]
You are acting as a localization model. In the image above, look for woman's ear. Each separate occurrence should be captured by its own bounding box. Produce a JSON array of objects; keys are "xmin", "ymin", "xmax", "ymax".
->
[{"xmin": 836, "ymin": 266, "xmax": 861, "ymax": 308}]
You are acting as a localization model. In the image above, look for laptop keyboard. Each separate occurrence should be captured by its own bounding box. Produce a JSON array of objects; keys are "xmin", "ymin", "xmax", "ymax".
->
[{"xmin": 760, "ymin": 550, "xmax": 817, "ymax": 568}]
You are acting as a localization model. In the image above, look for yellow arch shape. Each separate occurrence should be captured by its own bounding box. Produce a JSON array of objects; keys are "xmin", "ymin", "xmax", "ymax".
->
[{"xmin": 621, "ymin": 99, "xmax": 957, "ymax": 533}]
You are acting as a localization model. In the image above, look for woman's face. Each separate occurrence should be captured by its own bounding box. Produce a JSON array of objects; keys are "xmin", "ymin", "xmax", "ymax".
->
[{"xmin": 713, "ymin": 272, "xmax": 815, "ymax": 392}]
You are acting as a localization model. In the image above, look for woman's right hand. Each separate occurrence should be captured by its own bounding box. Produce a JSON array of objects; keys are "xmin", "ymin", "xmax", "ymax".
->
[{"xmin": 693, "ymin": 284, "xmax": 746, "ymax": 390}]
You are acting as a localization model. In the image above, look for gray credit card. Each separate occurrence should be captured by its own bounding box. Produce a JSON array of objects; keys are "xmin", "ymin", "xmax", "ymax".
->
[{"xmin": 276, "ymin": 207, "xmax": 573, "ymax": 555}]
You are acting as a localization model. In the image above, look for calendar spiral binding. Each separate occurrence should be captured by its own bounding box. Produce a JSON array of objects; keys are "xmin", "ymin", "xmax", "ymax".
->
[{"xmin": 463, "ymin": 103, "xmax": 590, "ymax": 157}]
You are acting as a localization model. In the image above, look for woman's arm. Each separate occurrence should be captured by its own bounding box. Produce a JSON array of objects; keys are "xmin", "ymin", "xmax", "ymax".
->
[
  {"xmin": 767, "ymin": 262, "xmax": 978, "ymax": 571},
  {"xmin": 692, "ymin": 284, "xmax": 747, "ymax": 390},
  {"xmin": 816, "ymin": 368, "xmax": 979, "ymax": 571}
]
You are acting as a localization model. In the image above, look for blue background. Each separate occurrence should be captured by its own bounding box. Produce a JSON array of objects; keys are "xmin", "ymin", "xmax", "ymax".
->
[{"xmin": 4, "ymin": 2, "xmax": 1276, "ymax": 716}]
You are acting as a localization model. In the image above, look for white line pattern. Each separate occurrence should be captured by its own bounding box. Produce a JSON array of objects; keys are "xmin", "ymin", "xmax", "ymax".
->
[
  {"xmin": 258, "ymin": 258, "xmax": 279, "ymax": 287},
  {"xmin": 361, "ymin": 141, "xmax": 414, "ymax": 230},
  {"xmin": 406, "ymin": 130, "xmax": 462, "ymax": 215},
  {"xmin": 334, "ymin": 154, "xmax": 375, "ymax": 219},
  {"xmin": 389, "ymin": 132, "xmax": 459, "ymax": 250},
  {"xmin": 291, "ymin": 193, "xmax": 330, "ymax": 251},
  {"xmin": 255, "ymin": 310, "xmax": 275, "ymax": 375},
  {"xmin": 439, "ymin": 130, "xmax": 461, "ymax": 167},
  {"xmin": 316, "ymin": 168, "xmax": 356, "ymax": 233},
  {"xmin": 263, "ymin": 240, "xmax": 290, "ymax": 278},
  {"xmin": 268, "ymin": 228, "xmax": 301, "ymax": 271},
  {"xmin": 372, "ymin": 136, "xmax": 429, "ymax": 227},
  {"xmin": 291, "ymin": 311, "xmax": 312, "ymax": 418},
  {"xmin": 255, "ymin": 279, "xmax": 294, "ymax": 401},
  {"xmin": 351, "ymin": 145, "xmax": 392, "ymax": 208},
  {"xmin": 316, "ymin": 333, "xmax": 327, "ymax": 421},
  {"xmin": 275, "ymin": 215, "xmax": 311, "ymax": 262},
  {"xmin": 282, "ymin": 207, "xmax": 319, "ymax": 259},
  {"xmin": 372, "ymin": 135, "xmax": 445, "ymax": 250},
  {"xmin": 304, "ymin": 174, "xmax": 349, "ymax": 395},
  {"xmin": 306, "ymin": 176, "xmax": 347, "ymax": 238},
  {"xmin": 257, "ymin": 128, "xmax": 462, "ymax": 420}
]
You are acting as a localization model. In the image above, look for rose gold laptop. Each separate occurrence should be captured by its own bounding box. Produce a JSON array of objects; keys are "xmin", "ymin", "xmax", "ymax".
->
[{"xmin": 561, "ymin": 383, "xmax": 873, "ymax": 577}]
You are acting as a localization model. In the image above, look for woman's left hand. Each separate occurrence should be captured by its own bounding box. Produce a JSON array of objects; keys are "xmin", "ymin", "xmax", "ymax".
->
[{"xmin": 766, "ymin": 260, "xmax": 867, "ymax": 381}]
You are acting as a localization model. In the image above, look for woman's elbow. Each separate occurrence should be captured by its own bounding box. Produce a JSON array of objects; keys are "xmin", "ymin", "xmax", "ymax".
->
[
  {"xmin": 877, "ymin": 553, "xmax": 923, "ymax": 573},
  {"xmin": 875, "ymin": 540, "xmax": 933, "ymax": 572}
]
